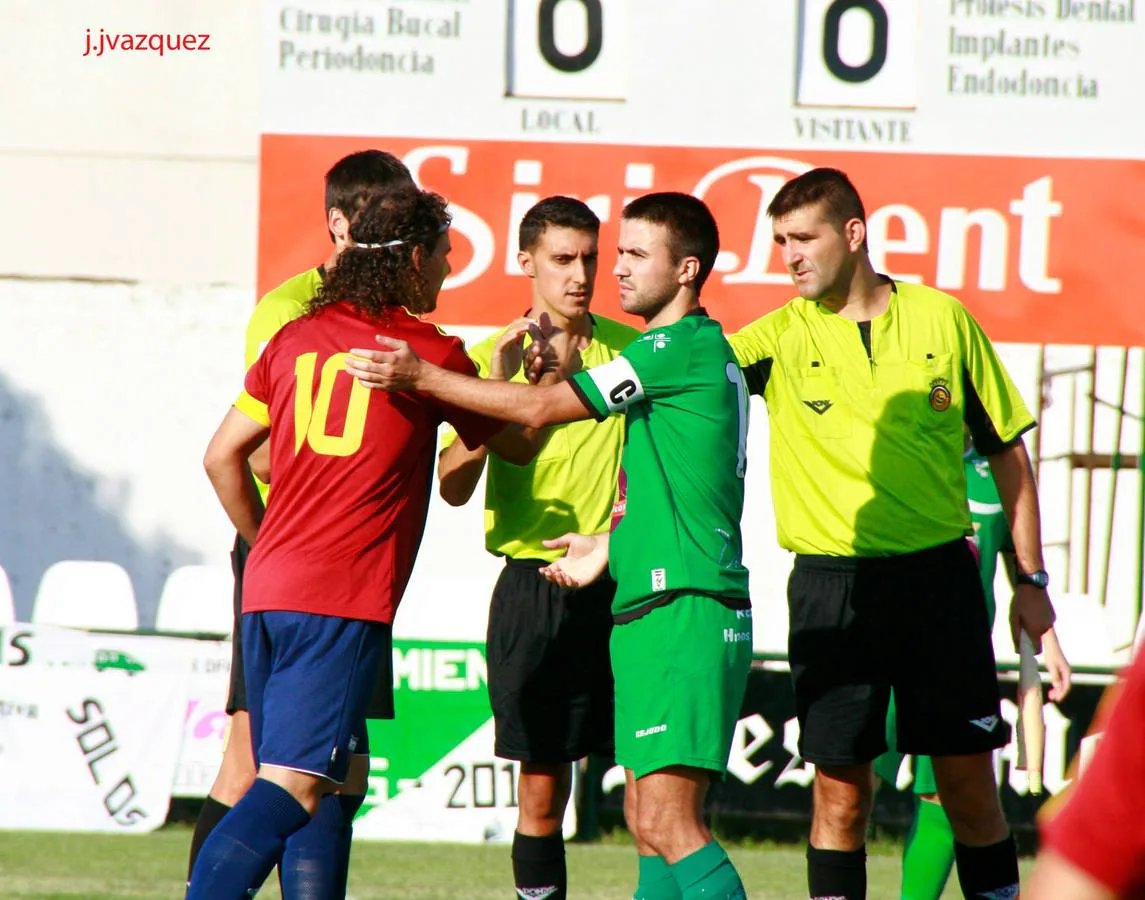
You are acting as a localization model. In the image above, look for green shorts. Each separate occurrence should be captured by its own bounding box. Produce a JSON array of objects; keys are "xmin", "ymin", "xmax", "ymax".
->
[
  {"xmin": 610, "ymin": 594, "xmax": 752, "ymax": 779},
  {"xmin": 874, "ymin": 693, "xmax": 938, "ymax": 795}
]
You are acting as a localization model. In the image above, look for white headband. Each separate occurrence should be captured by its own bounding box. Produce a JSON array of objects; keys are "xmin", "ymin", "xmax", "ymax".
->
[
  {"xmin": 355, "ymin": 223, "xmax": 448, "ymax": 250},
  {"xmin": 355, "ymin": 238, "xmax": 406, "ymax": 249}
]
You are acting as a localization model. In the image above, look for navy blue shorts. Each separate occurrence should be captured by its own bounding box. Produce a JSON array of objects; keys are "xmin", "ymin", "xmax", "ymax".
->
[{"xmin": 242, "ymin": 610, "xmax": 389, "ymax": 783}]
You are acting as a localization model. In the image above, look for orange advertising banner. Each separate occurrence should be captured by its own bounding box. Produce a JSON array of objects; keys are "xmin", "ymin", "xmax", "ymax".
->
[{"xmin": 260, "ymin": 134, "xmax": 1145, "ymax": 346}]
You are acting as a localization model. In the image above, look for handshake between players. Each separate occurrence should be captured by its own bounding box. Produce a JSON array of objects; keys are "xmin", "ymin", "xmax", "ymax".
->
[{"xmin": 346, "ymin": 310, "xmax": 608, "ymax": 590}]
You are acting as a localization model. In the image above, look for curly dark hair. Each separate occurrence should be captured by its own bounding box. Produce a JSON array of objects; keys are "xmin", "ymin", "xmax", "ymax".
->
[{"xmin": 309, "ymin": 187, "xmax": 452, "ymax": 319}]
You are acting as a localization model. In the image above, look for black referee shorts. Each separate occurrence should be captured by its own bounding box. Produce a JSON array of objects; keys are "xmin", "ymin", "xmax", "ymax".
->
[
  {"xmin": 787, "ymin": 538, "xmax": 1007, "ymax": 767},
  {"xmin": 486, "ymin": 558, "xmax": 616, "ymax": 763},
  {"xmin": 225, "ymin": 534, "xmax": 395, "ymax": 721}
]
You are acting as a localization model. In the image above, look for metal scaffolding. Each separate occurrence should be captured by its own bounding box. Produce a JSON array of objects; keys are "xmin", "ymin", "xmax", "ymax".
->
[{"xmin": 1032, "ymin": 347, "xmax": 1145, "ymax": 647}]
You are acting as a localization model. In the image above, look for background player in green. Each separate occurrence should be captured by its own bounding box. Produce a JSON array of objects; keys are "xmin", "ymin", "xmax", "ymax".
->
[
  {"xmin": 874, "ymin": 434, "xmax": 1072, "ymax": 900},
  {"xmin": 436, "ymin": 196, "xmax": 638, "ymax": 900},
  {"xmin": 347, "ymin": 192, "xmax": 752, "ymax": 900},
  {"xmin": 728, "ymin": 168, "xmax": 1060, "ymax": 900},
  {"xmin": 187, "ymin": 149, "xmax": 414, "ymax": 896}
]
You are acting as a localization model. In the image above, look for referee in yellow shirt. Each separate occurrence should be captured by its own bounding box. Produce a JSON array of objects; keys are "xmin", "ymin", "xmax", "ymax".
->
[
  {"xmin": 438, "ymin": 197, "xmax": 638, "ymax": 900},
  {"xmin": 729, "ymin": 168, "xmax": 1057, "ymax": 900}
]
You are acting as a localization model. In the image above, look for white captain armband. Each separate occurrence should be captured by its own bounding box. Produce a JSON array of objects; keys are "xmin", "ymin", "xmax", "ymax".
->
[{"xmin": 585, "ymin": 357, "xmax": 645, "ymax": 413}]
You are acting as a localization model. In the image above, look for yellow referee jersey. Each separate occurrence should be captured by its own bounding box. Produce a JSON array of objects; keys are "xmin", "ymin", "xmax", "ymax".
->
[
  {"xmin": 441, "ymin": 314, "xmax": 639, "ymax": 562},
  {"xmin": 243, "ymin": 266, "xmax": 323, "ymax": 503},
  {"xmin": 729, "ymin": 281, "xmax": 1034, "ymax": 557}
]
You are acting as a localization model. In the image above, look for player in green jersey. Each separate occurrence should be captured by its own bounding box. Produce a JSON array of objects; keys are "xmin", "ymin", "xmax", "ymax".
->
[
  {"xmin": 346, "ymin": 192, "xmax": 752, "ymax": 900},
  {"xmin": 187, "ymin": 149, "xmax": 414, "ymax": 899},
  {"xmin": 874, "ymin": 436, "xmax": 1072, "ymax": 900},
  {"xmin": 729, "ymin": 168, "xmax": 1059, "ymax": 900},
  {"xmin": 437, "ymin": 196, "xmax": 639, "ymax": 900}
]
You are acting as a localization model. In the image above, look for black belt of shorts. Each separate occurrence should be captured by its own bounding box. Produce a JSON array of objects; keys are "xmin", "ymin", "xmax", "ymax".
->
[
  {"xmin": 504, "ymin": 557, "xmax": 549, "ymax": 570},
  {"xmin": 793, "ymin": 537, "xmax": 969, "ymax": 574}
]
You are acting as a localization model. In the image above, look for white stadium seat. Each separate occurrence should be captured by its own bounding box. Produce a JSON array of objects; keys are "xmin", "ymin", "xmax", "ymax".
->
[
  {"xmin": 32, "ymin": 561, "xmax": 138, "ymax": 631},
  {"xmin": 0, "ymin": 566, "xmax": 14, "ymax": 624},
  {"xmin": 155, "ymin": 565, "xmax": 234, "ymax": 635}
]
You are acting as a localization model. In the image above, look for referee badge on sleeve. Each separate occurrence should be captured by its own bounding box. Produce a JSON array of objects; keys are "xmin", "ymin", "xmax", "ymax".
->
[{"xmin": 928, "ymin": 378, "xmax": 952, "ymax": 412}]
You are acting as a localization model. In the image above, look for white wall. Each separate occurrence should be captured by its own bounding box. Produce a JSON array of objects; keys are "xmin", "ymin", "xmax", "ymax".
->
[
  {"xmin": 0, "ymin": 0, "xmax": 261, "ymax": 615},
  {"xmin": 0, "ymin": 282, "xmax": 250, "ymax": 613},
  {"xmin": 0, "ymin": 0, "xmax": 259, "ymax": 284}
]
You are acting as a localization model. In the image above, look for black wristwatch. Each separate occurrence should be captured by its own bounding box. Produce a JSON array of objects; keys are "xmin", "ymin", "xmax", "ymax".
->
[{"xmin": 1015, "ymin": 569, "xmax": 1050, "ymax": 589}]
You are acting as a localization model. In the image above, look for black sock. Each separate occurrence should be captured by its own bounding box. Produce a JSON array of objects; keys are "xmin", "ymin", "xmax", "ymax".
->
[
  {"xmin": 807, "ymin": 844, "xmax": 867, "ymax": 900},
  {"xmin": 954, "ymin": 836, "xmax": 1019, "ymax": 900},
  {"xmin": 512, "ymin": 831, "xmax": 566, "ymax": 900},
  {"xmin": 187, "ymin": 796, "xmax": 231, "ymax": 881},
  {"xmin": 337, "ymin": 794, "xmax": 365, "ymax": 897}
]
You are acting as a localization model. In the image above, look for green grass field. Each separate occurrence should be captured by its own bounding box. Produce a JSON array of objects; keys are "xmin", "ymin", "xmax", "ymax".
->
[{"xmin": 0, "ymin": 826, "xmax": 1035, "ymax": 898}]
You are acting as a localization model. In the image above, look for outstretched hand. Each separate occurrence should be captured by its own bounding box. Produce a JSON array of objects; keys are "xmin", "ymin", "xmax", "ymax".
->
[
  {"xmin": 523, "ymin": 312, "xmax": 560, "ymax": 384},
  {"xmin": 490, "ymin": 317, "xmax": 542, "ymax": 380},
  {"xmin": 539, "ymin": 532, "xmax": 609, "ymax": 588},
  {"xmin": 486, "ymin": 313, "xmax": 564, "ymax": 384},
  {"xmin": 345, "ymin": 336, "xmax": 423, "ymax": 391}
]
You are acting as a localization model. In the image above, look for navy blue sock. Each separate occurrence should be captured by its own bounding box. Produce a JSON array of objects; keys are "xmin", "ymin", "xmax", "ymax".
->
[
  {"xmin": 186, "ymin": 779, "xmax": 310, "ymax": 900},
  {"xmin": 281, "ymin": 793, "xmax": 345, "ymax": 899}
]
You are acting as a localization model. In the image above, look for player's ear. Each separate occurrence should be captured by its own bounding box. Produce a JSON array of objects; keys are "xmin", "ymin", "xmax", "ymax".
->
[
  {"xmin": 411, "ymin": 243, "xmax": 424, "ymax": 271},
  {"xmin": 678, "ymin": 256, "xmax": 701, "ymax": 288},
  {"xmin": 517, "ymin": 250, "xmax": 535, "ymax": 277},
  {"xmin": 328, "ymin": 207, "xmax": 350, "ymax": 247},
  {"xmin": 844, "ymin": 217, "xmax": 866, "ymax": 253}
]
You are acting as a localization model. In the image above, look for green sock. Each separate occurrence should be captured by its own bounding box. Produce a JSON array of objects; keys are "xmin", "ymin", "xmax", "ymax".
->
[
  {"xmin": 902, "ymin": 797, "xmax": 955, "ymax": 900},
  {"xmin": 634, "ymin": 854, "xmax": 682, "ymax": 900},
  {"xmin": 670, "ymin": 841, "xmax": 746, "ymax": 900}
]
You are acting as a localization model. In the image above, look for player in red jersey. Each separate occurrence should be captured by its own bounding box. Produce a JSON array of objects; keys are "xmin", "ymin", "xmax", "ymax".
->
[
  {"xmin": 189, "ymin": 188, "xmax": 531, "ymax": 900},
  {"xmin": 1027, "ymin": 647, "xmax": 1145, "ymax": 899},
  {"xmin": 187, "ymin": 149, "xmax": 416, "ymax": 899}
]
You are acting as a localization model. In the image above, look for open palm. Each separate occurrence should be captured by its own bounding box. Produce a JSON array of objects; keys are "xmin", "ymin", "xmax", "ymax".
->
[{"xmin": 539, "ymin": 532, "xmax": 609, "ymax": 588}]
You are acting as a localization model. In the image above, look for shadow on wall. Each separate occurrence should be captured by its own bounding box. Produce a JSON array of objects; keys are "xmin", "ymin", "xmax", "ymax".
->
[{"xmin": 0, "ymin": 373, "xmax": 201, "ymax": 626}]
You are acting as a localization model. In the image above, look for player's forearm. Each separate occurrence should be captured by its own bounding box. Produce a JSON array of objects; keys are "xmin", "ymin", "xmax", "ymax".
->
[
  {"xmin": 438, "ymin": 441, "xmax": 487, "ymax": 506},
  {"xmin": 248, "ymin": 438, "xmax": 271, "ymax": 484},
  {"xmin": 417, "ymin": 363, "xmax": 568, "ymax": 429},
  {"xmin": 497, "ymin": 423, "xmax": 552, "ymax": 464},
  {"xmin": 990, "ymin": 439, "xmax": 1046, "ymax": 574},
  {"xmin": 205, "ymin": 455, "xmax": 264, "ymax": 546}
]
